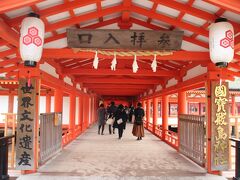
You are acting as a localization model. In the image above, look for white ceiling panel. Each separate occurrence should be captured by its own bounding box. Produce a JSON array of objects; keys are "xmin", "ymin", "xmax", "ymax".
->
[
  {"xmin": 131, "ymin": 24, "xmax": 150, "ymax": 30},
  {"xmin": 151, "ymin": 19, "xmax": 171, "ymax": 29},
  {"xmin": 196, "ymin": 35, "xmax": 209, "ymax": 43},
  {"xmin": 181, "ymin": 40, "xmax": 208, "ymax": 51},
  {"xmin": 44, "ymin": 37, "xmax": 67, "ymax": 48},
  {"xmin": 182, "ymin": 14, "xmax": 207, "ymax": 27},
  {"xmin": 80, "ymin": 18, "xmax": 99, "ymax": 27},
  {"xmin": 101, "ymin": 0, "xmax": 122, "ymax": 8},
  {"xmin": 36, "ymin": 0, "xmax": 64, "ymax": 10},
  {"xmin": 192, "ymin": 0, "xmax": 220, "ymax": 14},
  {"xmin": 73, "ymin": 4, "xmax": 97, "ymax": 16},
  {"xmin": 6, "ymin": 54, "xmax": 16, "ymax": 59},
  {"xmin": 5, "ymin": 6, "xmax": 32, "ymax": 19},
  {"xmin": 46, "ymin": 11, "xmax": 70, "ymax": 24},
  {"xmin": 0, "ymin": 46, "xmax": 10, "ymax": 52},
  {"xmin": 131, "ymin": 12, "xmax": 148, "ymax": 22},
  {"xmin": 132, "ymin": 0, "xmax": 153, "ymax": 10},
  {"xmin": 98, "ymin": 23, "xmax": 119, "ymax": 29},
  {"xmin": 223, "ymin": 11, "xmax": 240, "ymax": 24},
  {"xmin": 174, "ymin": 27, "xmax": 194, "ymax": 37},
  {"xmin": 156, "ymin": 4, "xmax": 180, "ymax": 18},
  {"xmin": 174, "ymin": 0, "xmax": 189, "ymax": 4},
  {"xmin": 103, "ymin": 13, "xmax": 121, "ymax": 21},
  {"xmin": 44, "ymin": 32, "xmax": 53, "ymax": 39}
]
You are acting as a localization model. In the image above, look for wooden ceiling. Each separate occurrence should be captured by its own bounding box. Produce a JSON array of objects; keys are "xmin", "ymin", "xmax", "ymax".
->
[{"xmin": 0, "ymin": 0, "xmax": 240, "ymax": 97}]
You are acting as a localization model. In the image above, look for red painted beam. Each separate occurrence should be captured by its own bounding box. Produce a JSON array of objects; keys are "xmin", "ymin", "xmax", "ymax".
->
[
  {"xmin": 8, "ymin": 0, "xmax": 99, "ymax": 26},
  {"xmin": 0, "ymin": 0, "xmax": 43, "ymax": 13},
  {"xmin": 84, "ymin": 84, "xmax": 153, "ymax": 89},
  {"xmin": 62, "ymin": 68, "xmax": 178, "ymax": 77},
  {"xmin": 131, "ymin": 5, "xmax": 208, "ymax": 37},
  {"xmin": 46, "ymin": 5, "xmax": 124, "ymax": 32},
  {"xmin": 76, "ymin": 78, "xmax": 162, "ymax": 84},
  {"xmin": 131, "ymin": 18, "xmax": 209, "ymax": 49},
  {"xmin": 0, "ymin": 19, "xmax": 19, "ymax": 47},
  {"xmin": 204, "ymin": 0, "xmax": 240, "ymax": 14},
  {"xmin": 42, "ymin": 49, "xmax": 211, "ymax": 61}
]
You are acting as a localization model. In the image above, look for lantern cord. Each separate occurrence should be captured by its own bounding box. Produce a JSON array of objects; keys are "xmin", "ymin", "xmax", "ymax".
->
[
  {"xmin": 27, "ymin": 72, "xmax": 31, "ymax": 87},
  {"xmin": 219, "ymin": 69, "xmax": 223, "ymax": 86}
]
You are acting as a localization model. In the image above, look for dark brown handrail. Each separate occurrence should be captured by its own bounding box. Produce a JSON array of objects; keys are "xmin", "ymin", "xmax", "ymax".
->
[{"xmin": 0, "ymin": 135, "xmax": 15, "ymax": 180}]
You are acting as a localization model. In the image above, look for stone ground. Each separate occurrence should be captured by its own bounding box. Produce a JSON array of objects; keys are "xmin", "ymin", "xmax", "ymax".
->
[{"xmin": 17, "ymin": 123, "xmax": 227, "ymax": 180}]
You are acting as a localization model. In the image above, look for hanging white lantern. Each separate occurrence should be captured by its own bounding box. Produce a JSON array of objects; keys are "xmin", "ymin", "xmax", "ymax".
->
[
  {"xmin": 20, "ymin": 13, "xmax": 45, "ymax": 67},
  {"xmin": 209, "ymin": 18, "xmax": 234, "ymax": 68}
]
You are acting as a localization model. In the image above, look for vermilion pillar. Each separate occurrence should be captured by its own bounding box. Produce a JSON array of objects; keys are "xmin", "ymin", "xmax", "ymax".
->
[
  {"xmin": 54, "ymin": 88, "xmax": 63, "ymax": 113},
  {"xmin": 78, "ymin": 95, "xmax": 83, "ymax": 132},
  {"xmin": 46, "ymin": 92, "xmax": 51, "ymax": 113},
  {"xmin": 8, "ymin": 91, "xmax": 14, "ymax": 113},
  {"xmin": 146, "ymin": 100, "xmax": 150, "ymax": 129},
  {"xmin": 153, "ymin": 97, "xmax": 158, "ymax": 134},
  {"xmin": 69, "ymin": 94, "xmax": 76, "ymax": 137},
  {"xmin": 162, "ymin": 95, "xmax": 169, "ymax": 141},
  {"xmin": 178, "ymin": 91, "xmax": 187, "ymax": 150}
]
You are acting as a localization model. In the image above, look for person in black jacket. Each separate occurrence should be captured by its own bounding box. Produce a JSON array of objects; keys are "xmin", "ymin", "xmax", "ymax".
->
[
  {"xmin": 107, "ymin": 101, "xmax": 117, "ymax": 134},
  {"xmin": 113, "ymin": 104, "xmax": 127, "ymax": 139},
  {"xmin": 132, "ymin": 102, "xmax": 145, "ymax": 140}
]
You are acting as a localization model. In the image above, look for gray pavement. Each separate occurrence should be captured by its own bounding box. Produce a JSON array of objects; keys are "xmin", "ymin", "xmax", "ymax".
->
[{"xmin": 17, "ymin": 123, "xmax": 226, "ymax": 180}]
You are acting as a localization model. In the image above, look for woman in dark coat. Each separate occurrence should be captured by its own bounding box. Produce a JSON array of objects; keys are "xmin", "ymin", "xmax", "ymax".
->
[
  {"xmin": 132, "ymin": 102, "xmax": 145, "ymax": 140},
  {"xmin": 97, "ymin": 103, "xmax": 106, "ymax": 135},
  {"xmin": 113, "ymin": 104, "xmax": 127, "ymax": 139}
]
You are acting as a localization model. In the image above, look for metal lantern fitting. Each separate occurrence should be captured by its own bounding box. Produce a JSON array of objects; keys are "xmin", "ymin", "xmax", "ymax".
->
[
  {"xmin": 20, "ymin": 13, "xmax": 45, "ymax": 67},
  {"xmin": 209, "ymin": 18, "xmax": 234, "ymax": 68}
]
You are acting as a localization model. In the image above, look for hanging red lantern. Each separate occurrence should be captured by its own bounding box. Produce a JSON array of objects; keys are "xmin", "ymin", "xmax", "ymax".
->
[
  {"xmin": 209, "ymin": 18, "xmax": 234, "ymax": 68},
  {"xmin": 20, "ymin": 13, "xmax": 45, "ymax": 67}
]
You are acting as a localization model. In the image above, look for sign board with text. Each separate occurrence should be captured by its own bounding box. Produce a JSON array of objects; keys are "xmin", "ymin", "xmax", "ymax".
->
[{"xmin": 67, "ymin": 29, "xmax": 183, "ymax": 50}]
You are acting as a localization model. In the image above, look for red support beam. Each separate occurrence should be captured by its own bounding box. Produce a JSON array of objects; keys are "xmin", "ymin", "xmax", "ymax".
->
[
  {"xmin": 0, "ymin": 0, "xmax": 43, "ymax": 13},
  {"xmin": 146, "ymin": 100, "xmax": 150, "ymax": 129},
  {"xmin": 131, "ymin": 18, "xmax": 208, "ymax": 49},
  {"xmin": 0, "ymin": 19, "xmax": 19, "ymax": 47},
  {"xmin": 63, "ymin": 68, "xmax": 178, "ymax": 77},
  {"xmin": 83, "ymin": 84, "xmax": 153, "ymax": 89},
  {"xmin": 69, "ymin": 93, "xmax": 76, "ymax": 138},
  {"xmin": 76, "ymin": 78, "xmax": 162, "ymax": 85},
  {"xmin": 162, "ymin": 95, "xmax": 169, "ymax": 141},
  {"xmin": 204, "ymin": 0, "xmax": 240, "ymax": 14},
  {"xmin": 42, "ymin": 49, "xmax": 211, "ymax": 61},
  {"xmin": 45, "ymin": 5, "xmax": 124, "ymax": 32},
  {"xmin": 46, "ymin": 93, "xmax": 51, "ymax": 113},
  {"xmin": 131, "ymin": 5, "xmax": 208, "ymax": 37},
  {"xmin": 153, "ymin": 97, "xmax": 158, "ymax": 134}
]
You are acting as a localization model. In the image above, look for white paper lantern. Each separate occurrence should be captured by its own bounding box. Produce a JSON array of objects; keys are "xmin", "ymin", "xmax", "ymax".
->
[
  {"xmin": 20, "ymin": 13, "xmax": 45, "ymax": 67},
  {"xmin": 209, "ymin": 18, "xmax": 234, "ymax": 68}
]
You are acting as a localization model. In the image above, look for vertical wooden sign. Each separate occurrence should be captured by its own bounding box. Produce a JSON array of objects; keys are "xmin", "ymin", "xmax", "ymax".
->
[
  {"xmin": 211, "ymin": 81, "xmax": 229, "ymax": 170},
  {"xmin": 16, "ymin": 78, "xmax": 36, "ymax": 170}
]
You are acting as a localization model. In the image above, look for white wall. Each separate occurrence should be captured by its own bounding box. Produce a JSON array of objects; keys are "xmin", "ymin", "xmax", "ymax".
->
[
  {"xmin": 0, "ymin": 96, "xmax": 9, "ymax": 123},
  {"xmin": 51, "ymin": 96, "xmax": 54, "ymax": 112},
  {"xmin": 63, "ymin": 96, "xmax": 70, "ymax": 125},
  {"xmin": 40, "ymin": 96, "xmax": 46, "ymax": 114}
]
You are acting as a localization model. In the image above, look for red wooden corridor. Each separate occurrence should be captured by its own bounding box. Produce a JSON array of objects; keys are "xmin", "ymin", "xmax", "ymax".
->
[{"xmin": 0, "ymin": 0, "xmax": 240, "ymax": 179}]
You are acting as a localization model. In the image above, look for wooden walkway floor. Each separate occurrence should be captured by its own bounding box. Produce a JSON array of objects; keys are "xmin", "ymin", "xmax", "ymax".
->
[{"xmin": 17, "ymin": 123, "xmax": 227, "ymax": 180}]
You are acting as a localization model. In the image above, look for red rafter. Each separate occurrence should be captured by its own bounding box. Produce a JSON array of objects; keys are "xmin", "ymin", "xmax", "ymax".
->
[
  {"xmin": 204, "ymin": 0, "xmax": 240, "ymax": 14},
  {"xmin": 131, "ymin": 18, "xmax": 208, "ymax": 49},
  {"xmin": 0, "ymin": 0, "xmax": 43, "ymax": 13}
]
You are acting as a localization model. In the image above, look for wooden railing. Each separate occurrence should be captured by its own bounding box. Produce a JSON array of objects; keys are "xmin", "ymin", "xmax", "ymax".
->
[
  {"xmin": 144, "ymin": 121, "xmax": 179, "ymax": 150},
  {"xmin": 39, "ymin": 112, "xmax": 62, "ymax": 165}
]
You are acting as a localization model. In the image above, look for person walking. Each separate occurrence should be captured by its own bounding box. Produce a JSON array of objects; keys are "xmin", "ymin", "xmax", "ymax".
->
[
  {"xmin": 113, "ymin": 104, "xmax": 127, "ymax": 139},
  {"xmin": 132, "ymin": 102, "xmax": 145, "ymax": 140},
  {"xmin": 107, "ymin": 101, "xmax": 117, "ymax": 134},
  {"xmin": 97, "ymin": 103, "xmax": 106, "ymax": 135}
]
